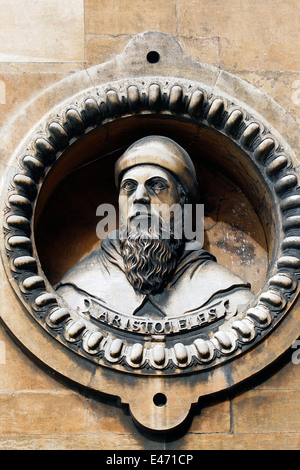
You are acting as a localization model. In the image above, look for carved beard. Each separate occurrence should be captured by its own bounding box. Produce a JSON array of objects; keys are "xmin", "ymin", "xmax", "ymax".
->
[{"xmin": 121, "ymin": 224, "xmax": 184, "ymax": 295}]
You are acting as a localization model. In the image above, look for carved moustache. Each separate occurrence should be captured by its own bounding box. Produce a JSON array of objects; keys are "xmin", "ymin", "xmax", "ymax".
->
[{"xmin": 120, "ymin": 203, "xmax": 182, "ymax": 241}]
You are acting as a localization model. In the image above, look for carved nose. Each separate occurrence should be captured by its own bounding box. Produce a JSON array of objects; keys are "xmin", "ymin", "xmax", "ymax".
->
[{"xmin": 134, "ymin": 184, "xmax": 150, "ymax": 204}]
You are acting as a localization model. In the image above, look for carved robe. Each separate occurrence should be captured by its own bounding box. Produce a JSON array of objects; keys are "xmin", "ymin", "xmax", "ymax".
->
[{"xmin": 55, "ymin": 232, "xmax": 254, "ymax": 321}]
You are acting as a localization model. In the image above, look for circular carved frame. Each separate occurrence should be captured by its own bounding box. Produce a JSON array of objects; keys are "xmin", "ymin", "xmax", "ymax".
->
[{"xmin": 1, "ymin": 32, "xmax": 300, "ymax": 431}]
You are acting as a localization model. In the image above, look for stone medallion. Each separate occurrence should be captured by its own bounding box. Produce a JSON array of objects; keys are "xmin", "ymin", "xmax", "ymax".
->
[{"xmin": 1, "ymin": 32, "xmax": 299, "ymax": 431}]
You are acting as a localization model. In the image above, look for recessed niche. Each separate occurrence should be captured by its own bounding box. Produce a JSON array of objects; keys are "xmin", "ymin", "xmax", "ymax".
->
[{"xmin": 34, "ymin": 115, "xmax": 270, "ymax": 293}]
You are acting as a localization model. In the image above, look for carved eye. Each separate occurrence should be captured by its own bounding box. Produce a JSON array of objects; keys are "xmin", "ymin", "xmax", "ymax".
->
[
  {"xmin": 149, "ymin": 179, "xmax": 167, "ymax": 193},
  {"xmin": 121, "ymin": 180, "xmax": 137, "ymax": 192}
]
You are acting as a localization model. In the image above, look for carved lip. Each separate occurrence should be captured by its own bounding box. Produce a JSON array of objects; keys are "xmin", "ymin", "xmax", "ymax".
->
[{"xmin": 130, "ymin": 213, "xmax": 150, "ymax": 220}]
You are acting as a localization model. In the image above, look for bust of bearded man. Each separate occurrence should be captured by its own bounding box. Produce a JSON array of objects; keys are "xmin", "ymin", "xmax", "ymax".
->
[{"xmin": 55, "ymin": 136, "xmax": 254, "ymax": 324}]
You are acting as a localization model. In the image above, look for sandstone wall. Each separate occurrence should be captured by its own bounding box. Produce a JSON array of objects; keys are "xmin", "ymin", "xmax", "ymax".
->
[{"xmin": 0, "ymin": 0, "xmax": 299, "ymax": 450}]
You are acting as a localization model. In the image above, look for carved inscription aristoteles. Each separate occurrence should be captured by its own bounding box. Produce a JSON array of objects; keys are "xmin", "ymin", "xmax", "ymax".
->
[
  {"xmin": 2, "ymin": 75, "xmax": 300, "ymax": 376},
  {"xmin": 85, "ymin": 299, "xmax": 230, "ymax": 334}
]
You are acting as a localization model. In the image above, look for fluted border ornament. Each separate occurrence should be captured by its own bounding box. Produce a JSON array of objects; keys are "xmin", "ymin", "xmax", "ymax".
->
[{"xmin": 3, "ymin": 76, "xmax": 300, "ymax": 375}]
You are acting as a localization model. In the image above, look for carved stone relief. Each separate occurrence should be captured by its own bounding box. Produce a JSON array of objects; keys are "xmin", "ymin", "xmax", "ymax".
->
[{"xmin": 1, "ymin": 32, "xmax": 299, "ymax": 431}]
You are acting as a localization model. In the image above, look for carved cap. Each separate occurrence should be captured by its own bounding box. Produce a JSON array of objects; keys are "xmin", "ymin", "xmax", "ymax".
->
[{"xmin": 114, "ymin": 135, "xmax": 199, "ymax": 200}]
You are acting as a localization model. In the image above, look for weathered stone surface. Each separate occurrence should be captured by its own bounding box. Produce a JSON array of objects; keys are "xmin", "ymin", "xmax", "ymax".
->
[
  {"xmin": 0, "ymin": 434, "xmax": 147, "ymax": 450},
  {"xmin": 189, "ymin": 400, "xmax": 231, "ymax": 433},
  {"xmin": 0, "ymin": 0, "xmax": 84, "ymax": 63},
  {"xmin": 177, "ymin": 0, "xmax": 300, "ymax": 71},
  {"xmin": 232, "ymin": 390, "xmax": 300, "ymax": 433},
  {"xmin": 237, "ymin": 71, "xmax": 300, "ymax": 127},
  {"xmin": 167, "ymin": 432, "xmax": 300, "ymax": 450},
  {"xmin": 178, "ymin": 36, "xmax": 220, "ymax": 67},
  {"xmin": 85, "ymin": 35, "xmax": 132, "ymax": 67},
  {"xmin": 0, "ymin": 72, "xmax": 71, "ymax": 134},
  {"xmin": 0, "ymin": 392, "xmax": 87, "ymax": 434},
  {"xmin": 85, "ymin": 0, "xmax": 176, "ymax": 35},
  {"xmin": 0, "ymin": 328, "xmax": 66, "ymax": 391},
  {"xmin": 88, "ymin": 399, "xmax": 137, "ymax": 435}
]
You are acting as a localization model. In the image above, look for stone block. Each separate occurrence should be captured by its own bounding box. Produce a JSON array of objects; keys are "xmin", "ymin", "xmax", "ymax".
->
[
  {"xmin": 0, "ymin": 0, "xmax": 84, "ymax": 63},
  {"xmin": 85, "ymin": 0, "xmax": 176, "ymax": 35},
  {"xmin": 232, "ymin": 390, "xmax": 300, "ymax": 433},
  {"xmin": 0, "ymin": 68, "xmax": 93, "ymax": 168},
  {"xmin": 0, "ymin": 392, "xmax": 87, "ymax": 435},
  {"xmin": 177, "ymin": 0, "xmax": 300, "ymax": 72},
  {"xmin": 189, "ymin": 399, "xmax": 231, "ymax": 433},
  {"xmin": 168, "ymin": 432, "xmax": 300, "ymax": 450},
  {"xmin": 85, "ymin": 35, "xmax": 132, "ymax": 67},
  {"xmin": 254, "ymin": 356, "xmax": 300, "ymax": 391},
  {"xmin": 0, "ymin": 326, "xmax": 66, "ymax": 392},
  {"xmin": 0, "ymin": 72, "xmax": 71, "ymax": 137},
  {"xmin": 237, "ymin": 71, "xmax": 300, "ymax": 127},
  {"xmin": 87, "ymin": 398, "xmax": 137, "ymax": 434},
  {"xmin": 0, "ymin": 433, "xmax": 146, "ymax": 450},
  {"xmin": 178, "ymin": 36, "xmax": 220, "ymax": 68}
]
